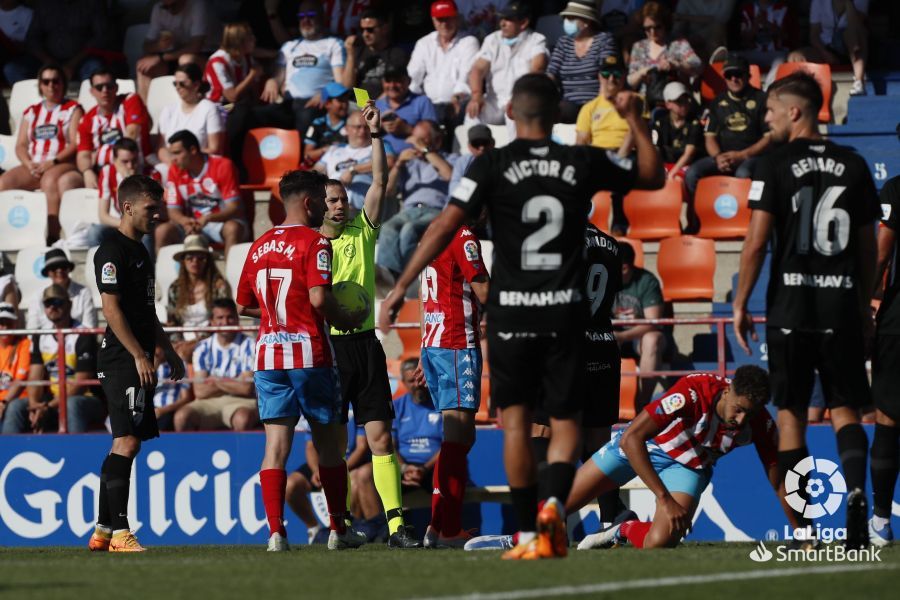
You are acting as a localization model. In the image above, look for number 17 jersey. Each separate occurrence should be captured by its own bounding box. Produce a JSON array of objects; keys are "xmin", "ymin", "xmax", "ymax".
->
[{"xmin": 749, "ymin": 138, "xmax": 880, "ymax": 330}]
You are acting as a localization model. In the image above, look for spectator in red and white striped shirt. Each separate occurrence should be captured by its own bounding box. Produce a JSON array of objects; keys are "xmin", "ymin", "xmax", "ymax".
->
[
  {"xmin": 86, "ymin": 138, "xmax": 140, "ymax": 248},
  {"xmin": 0, "ymin": 64, "xmax": 83, "ymax": 243}
]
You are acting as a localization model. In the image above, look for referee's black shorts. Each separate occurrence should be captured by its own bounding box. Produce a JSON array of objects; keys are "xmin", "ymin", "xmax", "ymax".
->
[
  {"xmin": 100, "ymin": 367, "xmax": 159, "ymax": 441},
  {"xmin": 332, "ymin": 330, "xmax": 394, "ymax": 425}
]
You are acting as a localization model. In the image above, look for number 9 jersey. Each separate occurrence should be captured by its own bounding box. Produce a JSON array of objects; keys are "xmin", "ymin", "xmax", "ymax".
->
[{"xmin": 749, "ymin": 138, "xmax": 881, "ymax": 330}]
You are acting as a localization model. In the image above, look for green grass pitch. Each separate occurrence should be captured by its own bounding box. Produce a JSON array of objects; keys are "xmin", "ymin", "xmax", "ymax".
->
[{"xmin": 0, "ymin": 543, "xmax": 896, "ymax": 599}]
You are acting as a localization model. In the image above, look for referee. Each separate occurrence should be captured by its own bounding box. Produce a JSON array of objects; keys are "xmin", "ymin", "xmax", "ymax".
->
[{"xmin": 87, "ymin": 175, "xmax": 185, "ymax": 553}]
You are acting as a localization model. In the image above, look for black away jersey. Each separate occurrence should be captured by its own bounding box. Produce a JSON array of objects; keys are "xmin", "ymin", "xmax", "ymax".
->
[
  {"xmin": 585, "ymin": 224, "xmax": 622, "ymax": 335},
  {"xmin": 877, "ymin": 176, "xmax": 900, "ymax": 334}
]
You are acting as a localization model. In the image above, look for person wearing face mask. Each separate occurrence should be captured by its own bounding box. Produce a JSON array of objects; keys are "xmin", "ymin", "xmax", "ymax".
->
[
  {"xmin": 547, "ymin": 1, "xmax": 617, "ymax": 124},
  {"xmin": 466, "ymin": 1, "xmax": 548, "ymax": 132}
]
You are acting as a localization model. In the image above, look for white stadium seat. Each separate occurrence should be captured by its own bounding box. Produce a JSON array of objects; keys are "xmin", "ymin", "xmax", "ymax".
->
[
  {"xmin": 479, "ymin": 240, "xmax": 494, "ymax": 275},
  {"xmin": 147, "ymin": 75, "xmax": 178, "ymax": 134},
  {"xmin": 59, "ymin": 188, "xmax": 100, "ymax": 248},
  {"xmin": 552, "ymin": 123, "xmax": 577, "ymax": 145},
  {"xmin": 454, "ymin": 124, "xmax": 510, "ymax": 156},
  {"xmin": 78, "ymin": 79, "xmax": 137, "ymax": 112},
  {"xmin": 84, "ymin": 246, "xmax": 101, "ymax": 307},
  {"xmin": 9, "ymin": 79, "xmax": 40, "ymax": 134},
  {"xmin": 226, "ymin": 242, "xmax": 252, "ymax": 299},
  {"xmin": 0, "ymin": 134, "xmax": 20, "ymax": 171},
  {"xmin": 0, "ymin": 190, "xmax": 48, "ymax": 251},
  {"xmin": 13, "ymin": 245, "xmax": 52, "ymax": 308},
  {"xmin": 156, "ymin": 243, "xmax": 182, "ymax": 301}
]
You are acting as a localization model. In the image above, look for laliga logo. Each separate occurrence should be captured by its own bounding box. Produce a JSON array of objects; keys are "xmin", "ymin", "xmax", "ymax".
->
[
  {"xmin": 784, "ymin": 456, "xmax": 846, "ymax": 518},
  {"xmin": 749, "ymin": 540, "xmax": 773, "ymax": 562}
]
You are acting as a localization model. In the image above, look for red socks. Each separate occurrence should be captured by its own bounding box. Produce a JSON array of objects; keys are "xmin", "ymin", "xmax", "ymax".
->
[
  {"xmin": 430, "ymin": 461, "xmax": 443, "ymax": 531},
  {"xmin": 620, "ymin": 520, "xmax": 652, "ymax": 548},
  {"xmin": 319, "ymin": 461, "xmax": 348, "ymax": 534},
  {"xmin": 259, "ymin": 469, "xmax": 286, "ymax": 537},
  {"xmin": 435, "ymin": 441, "xmax": 469, "ymax": 537}
]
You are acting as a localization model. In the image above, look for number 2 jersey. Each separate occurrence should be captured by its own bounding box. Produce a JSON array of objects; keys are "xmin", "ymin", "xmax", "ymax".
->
[
  {"xmin": 749, "ymin": 138, "xmax": 880, "ymax": 330},
  {"xmin": 236, "ymin": 224, "xmax": 335, "ymax": 370},
  {"xmin": 449, "ymin": 139, "xmax": 636, "ymax": 333}
]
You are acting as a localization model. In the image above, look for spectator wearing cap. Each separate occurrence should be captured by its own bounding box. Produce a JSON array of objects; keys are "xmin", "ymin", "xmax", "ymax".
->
[
  {"xmin": 374, "ymin": 65, "xmax": 439, "ymax": 154},
  {"xmin": 407, "ymin": 1, "xmax": 480, "ymax": 149},
  {"xmin": 304, "ymin": 82, "xmax": 351, "ymax": 166},
  {"xmin": 627, "ymin": 1, "xmax": 702, "ymax": 110},
  {"xmin": 651, "ymin": 81, "xmax": 703, "ymax": 180},
  {"xmin": 2, "ymin": 284, "xmax": 103, "ymax": 434},
  {"xmin": 344, "ymin": 8, "xmax": 410, "ymax": 99},
  {"xmin": 449, "ymin": 124, "xmax": 494, "ymax": 199},
  {"xmin": 547, "ymin": 1, "xmax": 618, "ymax": 124},
  {"xmin": 466, "ymin": 1, "xmax": 548, "ymax": 130},
  {"xmin": 26, "ymin": 249, "xmax": 96, "ymax": 330},
  {"xmin": 0, "ymin": 302, "xmax": 30, "ymax": 432}
]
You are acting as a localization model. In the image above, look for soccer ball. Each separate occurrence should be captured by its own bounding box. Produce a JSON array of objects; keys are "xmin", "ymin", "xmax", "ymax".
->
[{"xmin": 333, "ymin": 281, "xmax": 371, "ymax": 316}]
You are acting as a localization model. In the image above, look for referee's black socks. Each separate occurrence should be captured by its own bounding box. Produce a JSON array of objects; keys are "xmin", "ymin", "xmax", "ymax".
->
[
  {"xmin": 836, "ymin": 423, "xmax": 868, "ymax": 492},
  {"xmin": 870, "ymin": 423, "xmax": 899, "ymax": 519},
  {"xmin": 106, "ymin": 453, "xmax": 135, "ymax": 532}
]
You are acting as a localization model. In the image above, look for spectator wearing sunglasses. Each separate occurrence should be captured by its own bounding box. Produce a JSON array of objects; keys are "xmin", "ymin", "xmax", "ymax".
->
[
  {"xmin": 26, "ymin": 248, "xmax": 97, "ymax": 330},
  {"xmin": 157, "ymin": 62, "xmax": 225, "ymax": 166},
  {"xmin": 344, "ymin": 8, "xmax": 409, "ymax": 99}
]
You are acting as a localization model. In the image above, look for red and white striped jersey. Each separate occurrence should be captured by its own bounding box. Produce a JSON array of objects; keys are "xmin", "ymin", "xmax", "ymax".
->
[
  {"xmin": 77, "ymin": 93, "xmax": 151, "ymax": 167},
  {"xmin": 98, "ymin": 164, "xmax": 123, "ymax": 219},
  {"xmin": 421, "ymin": 226, "xmax": 487, "ymax": 349},
  {"xmin": 204, "ymin": 49, "xmax": 255, "ymax": 104},
  {"xmin": 236, "ymin": 224, "xmax": 336, "ymax": 370},
  {"xmin": 645, "ymin": 373, "xmax": 778, "ymax": 470},
  {"xmin": 23, "ymin": 99, "xmax": 80, "ymax": 163},
  {"xmin": 165, "ymin": 155, "xmax": 240, "ymax": 219}
]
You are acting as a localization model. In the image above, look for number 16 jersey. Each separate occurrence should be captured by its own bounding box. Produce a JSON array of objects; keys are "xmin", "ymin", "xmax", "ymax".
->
[
  {"xmin": 749, "ymin": 138, "xmax": 880, "ymax": 331},
  {"xmin": 449, "ymin": 139, "xmax": 636, "ymax": 333}
]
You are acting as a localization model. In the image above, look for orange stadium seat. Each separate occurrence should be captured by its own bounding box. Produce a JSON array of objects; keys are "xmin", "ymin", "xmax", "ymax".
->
[
  {"xmin": 396, "ymin": 298, "xmax": 422, "ymax": 360},
  {"xmin": 619, "ymin": 358, "xmax": 638, "ymax": 421},
  {"xmin": 589, "ymin": 191, "xmax": 611, "ymax": 232},
  {"xmin": 622, "ymin": 179, "xmax": 683, "ymax": 240},
  {"xmin": 657, "ymin": 236, "xmax": 716, "ymax": 301},
  {"xmin": 241, "ymin": 128, "xmax": 301, "ymax": 198},
  {"xmin": 701, "ymin": 62, "xmax": 762, "ymax": 103},
  {"xmin": 694, "ymin": 176, "xmax": 752, "ymax": 239},
  {"xmin": 614, "ymin": 236, "xmax": 644, "ymax": 268},
  {"xmin": 775, "ymin": 62, "xmax": 832, "ymax": 123}
]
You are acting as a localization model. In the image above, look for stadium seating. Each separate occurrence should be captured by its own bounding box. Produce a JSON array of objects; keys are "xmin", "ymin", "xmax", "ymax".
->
[
  {"xmin": 0, "ymin": 190, "xmax": 48, "ymax": 251},
  {"xmin": 614, "ymin": 236, "xmax": 644, "ymax": 268},
  {"xmin": 535, "ymin": 14, "xmax": 564, "ymax": 49},
  {"xmin": 241, "ymin": 128, "xmax": 301, "ymax": 199},
  {"xmin": 619, "ymin": 358, "xmax": 638, "ymax": 421},
  {"xmin": 8, "ymin": 79, "xmax": 40, "ymax": 133},
  {"xmin": 694, "ymin": 176, "xmax": 751, "ymax": 239},
  {"xmin": 225, "ymin": 242, "xmax": 252, "ymax": 295},
  {"xmin": 0, "ymin": 134, "xmax": 20, "ymax": 171},
  {"xmin": 77, "ymin": 79, "xmax": 137, "ymax": 111},
  {"xmin": 479, "ymin": 239, "xmax": 494, "ymax": 274},
  {"xmin": 551, "ymin": 123, "xmax": 577, "ymax": 145},
  {"xmin": 13, "ymin": 245, "xmax": 52, "ymax": 307},
  {"xmin": 700, "ymin": 62, "xmax": 762, "ymax": 103},
  {"xmin": 396, "ymin": 298, "xmax": 422, "ymax": 360},
  {"xmin": 774, "ymin": 62, "xmax": 832, "ymax": 123},
  {"xmin": 828, "ymin": 134, "xmax": 900, "ymax": 188},
  {"xmin": 147, "ymin": 75, "xmax": 178, "ymax": 134},
  {"xmin": 589, "ymin": 191, "xmax": 611, "ymax": 232},
  {"xmin": 454, "ymin": 124, "xmax": 510, "ymax": 155},
  {"xmin": 156, "ymin": 243, "xmax": 182, "ymax": 301},
  {"xmin": 621, "ymin": 179, "xmax": 683, "ymax": 240},
  {"xmin": 657, "ymin": 236, "xmax": 716, "ymax": 301},
  {"xmin": 845, "ymin": 96, "xmax": 900, "ymax": 125},
  {"xmin": 84, "ymin": 246, "xmax": 101, "ymax": 307},
  {"xmin": 59, "ymin": 188, "xmax": 100, "ymax": 248}
]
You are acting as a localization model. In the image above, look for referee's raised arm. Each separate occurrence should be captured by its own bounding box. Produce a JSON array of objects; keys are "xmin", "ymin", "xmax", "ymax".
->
[{"xmin": 361, "ymin": 101, "xmax": 387, "ymax": 227}]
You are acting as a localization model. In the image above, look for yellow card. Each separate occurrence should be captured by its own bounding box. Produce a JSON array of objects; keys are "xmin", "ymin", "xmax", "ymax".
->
[{"xmin": 353, "ymin": 87, "xmax": 370, "ymax": 106}]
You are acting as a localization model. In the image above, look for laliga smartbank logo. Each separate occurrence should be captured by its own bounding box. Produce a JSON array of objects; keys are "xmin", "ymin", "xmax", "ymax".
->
[{"xmin": 784, "ymin": 456, "xmax": 845, "ymax": 518}]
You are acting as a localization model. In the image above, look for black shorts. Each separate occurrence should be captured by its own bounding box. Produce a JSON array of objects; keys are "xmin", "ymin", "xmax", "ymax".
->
[
  {"xmin": 100, "ymin": 368, "xmax": 159, "ymax": 441},
  {"xmin": 872, "ymin": 333, "xmax": 900, "ymax": 422},
  {"xmin": 489, "ymin": 327, "xmax": 585, "ymax": 420},
  {"xmin": 767, "ymin": 327, "xmax": 870, "ymax": 411},
  {"xmin": 332, "ymin": 330, "xmax": 394, "ymax": 425}
]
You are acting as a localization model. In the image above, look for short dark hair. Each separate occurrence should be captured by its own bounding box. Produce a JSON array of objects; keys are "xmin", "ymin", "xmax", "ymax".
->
[
  {"xmin": 279, "ymin": 170, "xmax": 328, "ymax": 203},
  {"xmin": 118, "ymin": 175, "xmax": 163, "ymax": 208},
  {"xmin": 510, "ymin": 74, "xmax": 560, "ymax": 128},
  {"xmin": 359, "ymin": 8, "xmax": 388, "ymax": 23},
  {"xmin": 325, "ymin": 178, "xmax": 344, "ymax": 189},
  {"xmin": 731, "ymin": 365, "xmax": 770, "ymax": 406},
  {"xmin": 89, "ymin": 68, "xmax": 116, "ymax": 85},
  {"xmin": 212, "ymin": 298, "xmax": 237, "ymax": 313},
  {"xmin": 174, "ymin": 62, "xmax": 210, "ymax": 94},
  {"xmin": 37, "ymin": 63, "xmax": 67, "ymax": 89},
  {"xmin": 112, "ymin": 137, "xmax": 139, "ymax": 158},
  {"xmin": 400, "ymin": 357, "xmax": 419, "ymax": 372},
  {"xmin": 168, "ymin": 129, "xmax": 201, "ymax": 151},
  {"xmin": 382, "ymin": 64, "xmax": 409, "ymax": 82},
  {"xmin": 619, "ymin": 241, "xmax": 635, "ymax": 266},
  {"xmin": 768, "ymin": 71, "xmax": 823, "ymax": 115}
]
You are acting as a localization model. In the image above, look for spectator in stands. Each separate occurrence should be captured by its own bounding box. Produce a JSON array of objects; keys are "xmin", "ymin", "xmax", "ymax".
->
[
  {"xmin": 450, "ymin": 124, "xmax": 494, "ymax": 197},
  {"xmin": 174, "ymin": 299, "xmax": 258, "ymax": 431},
  {"xmin": 375, "ymin": 65, "xmax": 439, "ymax": 153},
  {"xmin": 0, "ymin": 65, "xmax": 83, "ymax": 243},
  {"xmin": 76, "ymin": 69, "xmax": 152, "ymax": 190},
  {"xmin": 344, "ymin": 8, "xmax": 409, "ymax": 99},
  {"xmin": 313, "ymin": 109, "xmax": 396, "ymax": 209},
  {"xmin": 685, "ymin": 53, "xmax": 769, "ymax": 226},
  {"xmin": 407, "ymin": 1, "xmax": 480, "ymax": 152},
  {"xmin": 0, "ymin": 302, "xmax": 30, "ymax": 432},
  {"xmin": 612, "ymin": 243, "xmax": 667, "ymax": 412},
  {"xmin": 156, "ymin": 130, "xmax": 248, "ymax": 254},
  {"xmin": 152, "ymin": 345, "xmax": 192, "ymax": 431},
  {"xmin": 87, "ymin": 138, "xmax": 139, "ymax": 247},
  {"xmin": 651, "ymin": 82, "xmax": 703, "ymax": 180},
  {"xmin": 738, "ymin": 0, "xmax": 796, "ymax": 71},
  {"xmin": 3, "ymin": 0, "xmax": 109, "ymax": 85},
  {"xmin": 466, "ymin": 1, "xmax": 548, "ymax": 129},
  {"xmin": 671, "ymin": 0, "xmax": 738, "ymax": 62},
  {"xmin": 378, "ymin": 120, "xmax": 457, "ymax": 278},
  {"xmin": 304, "ymin": 82, "xmax": 351, "ymax": 167},
  {"xmin": 454, "ymin": 0, "xmax": 507, "ymax": 41},
  {"xmin": 26, "ymin": 248, "xmax": 96, "ymax": 329},
  {"xmin": 393, "ymin": 357, "xmax": 443, "ymax": 492},
  {"xmin": 627, "ymin": 1, "xmax": 702, "ymax": 109},
  {"xmin": 789, "ymin": 0, "xmax": 869, "ymax": 96},
  {"xmin": 136, "ymin": 0, "xmax": 221, "ymax": 101},
  {"xmin": 2, "ymin": 284, "xmax": 103, "ymax": 433},
  {"xmin": 255, "ymin": 1, "xmax": 351, "ymax": 142},
  {"xmin": 165, "ymin": 234, "xmax": 231, "ymax": 358},
  {"xmin": 157, "ymin": 63, "xmax": 225, "ymax": 164},
  {"xmin": 322, "ymin": 0, "xmax": 369, "ymax": 38},
  {"xmin": 547, "ymin": 1, "xmax": 617, "ymax": 124},
  {"xmin": 0, "ymin": 1, "xmax": 33, "ymax": 85}
]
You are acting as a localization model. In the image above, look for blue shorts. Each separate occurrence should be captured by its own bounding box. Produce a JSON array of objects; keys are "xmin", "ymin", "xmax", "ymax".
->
[
  {"xmin": 591, "ymin": 430, "xmax": 711, "ymax": 498},
  {"xmin": 254, "ymin": 367, "xmax": 342, "ymax": 425},
  {"xmin": 420, "ymin": 347, "xmax": 481, "ymax": 411}
]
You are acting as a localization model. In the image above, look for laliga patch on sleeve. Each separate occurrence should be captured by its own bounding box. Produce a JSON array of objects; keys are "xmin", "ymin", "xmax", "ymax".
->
[
  {"xmin": 101, "ymin": 262, "xmax": 117, "ymax": 284},
  {"xmin": 463, "ymin": 240, "xmax": 480, "ymax": 262},
  {"xmin": 660, "ymin": 393, "xmax": 685, "ymax": 415},
  {"xmin": 882, "ymin": 203, "xmax": 892, "ymax": 221},
  {"xmin": 451, "ymin": 177, "xmax": 477, "ymax": 203},
  {"xmin": 316, "ymin": 249, "xmax": 331, "ymax": 272},
  {"xmin": 748, "ymin": 180, "xmax": 765, "ymax": 202}
]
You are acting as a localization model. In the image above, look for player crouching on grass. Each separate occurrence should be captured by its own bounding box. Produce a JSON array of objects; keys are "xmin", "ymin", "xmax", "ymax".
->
[{"xmin": 570, "ymin": 366, "xmax": 800, "ymax": 549}]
